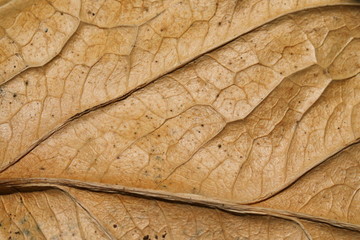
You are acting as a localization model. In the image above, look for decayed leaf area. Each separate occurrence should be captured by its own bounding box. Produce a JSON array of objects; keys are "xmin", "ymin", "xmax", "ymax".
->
[{"xmin": 0, "ymin": 0, "xmax": 360, "ymax": 239}]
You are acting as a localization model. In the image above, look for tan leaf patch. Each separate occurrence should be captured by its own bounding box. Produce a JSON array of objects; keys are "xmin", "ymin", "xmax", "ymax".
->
[{"xmin": 0, "ymin": 0, "xmax": 360, "ymax": 239}]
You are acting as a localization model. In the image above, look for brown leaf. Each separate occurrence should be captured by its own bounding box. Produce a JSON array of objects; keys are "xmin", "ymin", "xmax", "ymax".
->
[
  {"xmin": 0, "ymin": 187, "xmax": 312, "ymax": 239},
  {"xmin": 255, "ymin": 142, "xmax": 360, "ymax": 225},
  {"xmin": 0, "ymin": 0, "xmax": 360, "ymax": 239}
]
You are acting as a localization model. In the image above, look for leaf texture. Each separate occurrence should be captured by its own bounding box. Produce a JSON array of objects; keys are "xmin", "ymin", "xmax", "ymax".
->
[
  {"xmin": 0, "ymin": 188, "xmax": 312, "ymax": 240},
  {"xmin": 1, "ymin": 0, "xmax": 360, "ymax": 171},
  {"xmin": 0, "ymin": 0, "xmax": 360, "ymax": 239}
]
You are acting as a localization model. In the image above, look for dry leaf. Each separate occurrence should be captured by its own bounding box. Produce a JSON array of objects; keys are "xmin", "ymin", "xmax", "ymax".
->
[{"xmin": 0, "ymin": 0, "xmax": 360, "ymax": 239}]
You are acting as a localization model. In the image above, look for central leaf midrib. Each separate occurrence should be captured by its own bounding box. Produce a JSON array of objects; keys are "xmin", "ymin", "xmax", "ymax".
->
[{"xmin": 0, "ymin": 177, "xmax": 359, "ymax": 233}]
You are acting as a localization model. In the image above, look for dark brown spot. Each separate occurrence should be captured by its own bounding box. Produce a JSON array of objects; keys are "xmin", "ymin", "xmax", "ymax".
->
[
  {"xmin": 143, "ymin": 235, "xmax": 150, "ymax": 240},
  {"xmin": 218, "ymin": 144, "xmax": 222, "ymax": 148},
  {"xmin": 40, "ymin": 167, "xmax": 45, "ymax": 170},
  {"xmin": 13, "ymin": 93, "xmax": 17, "ymax": 98},
  {"xmin": 113, "ymin": 224, "xmax": 117, "ymax": 228}
]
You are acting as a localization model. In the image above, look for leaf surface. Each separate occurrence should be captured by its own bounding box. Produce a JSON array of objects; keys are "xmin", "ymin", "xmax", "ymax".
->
[{"xmin": 0, "ymin": 0, "xmax": 360, "ymax": 239}]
